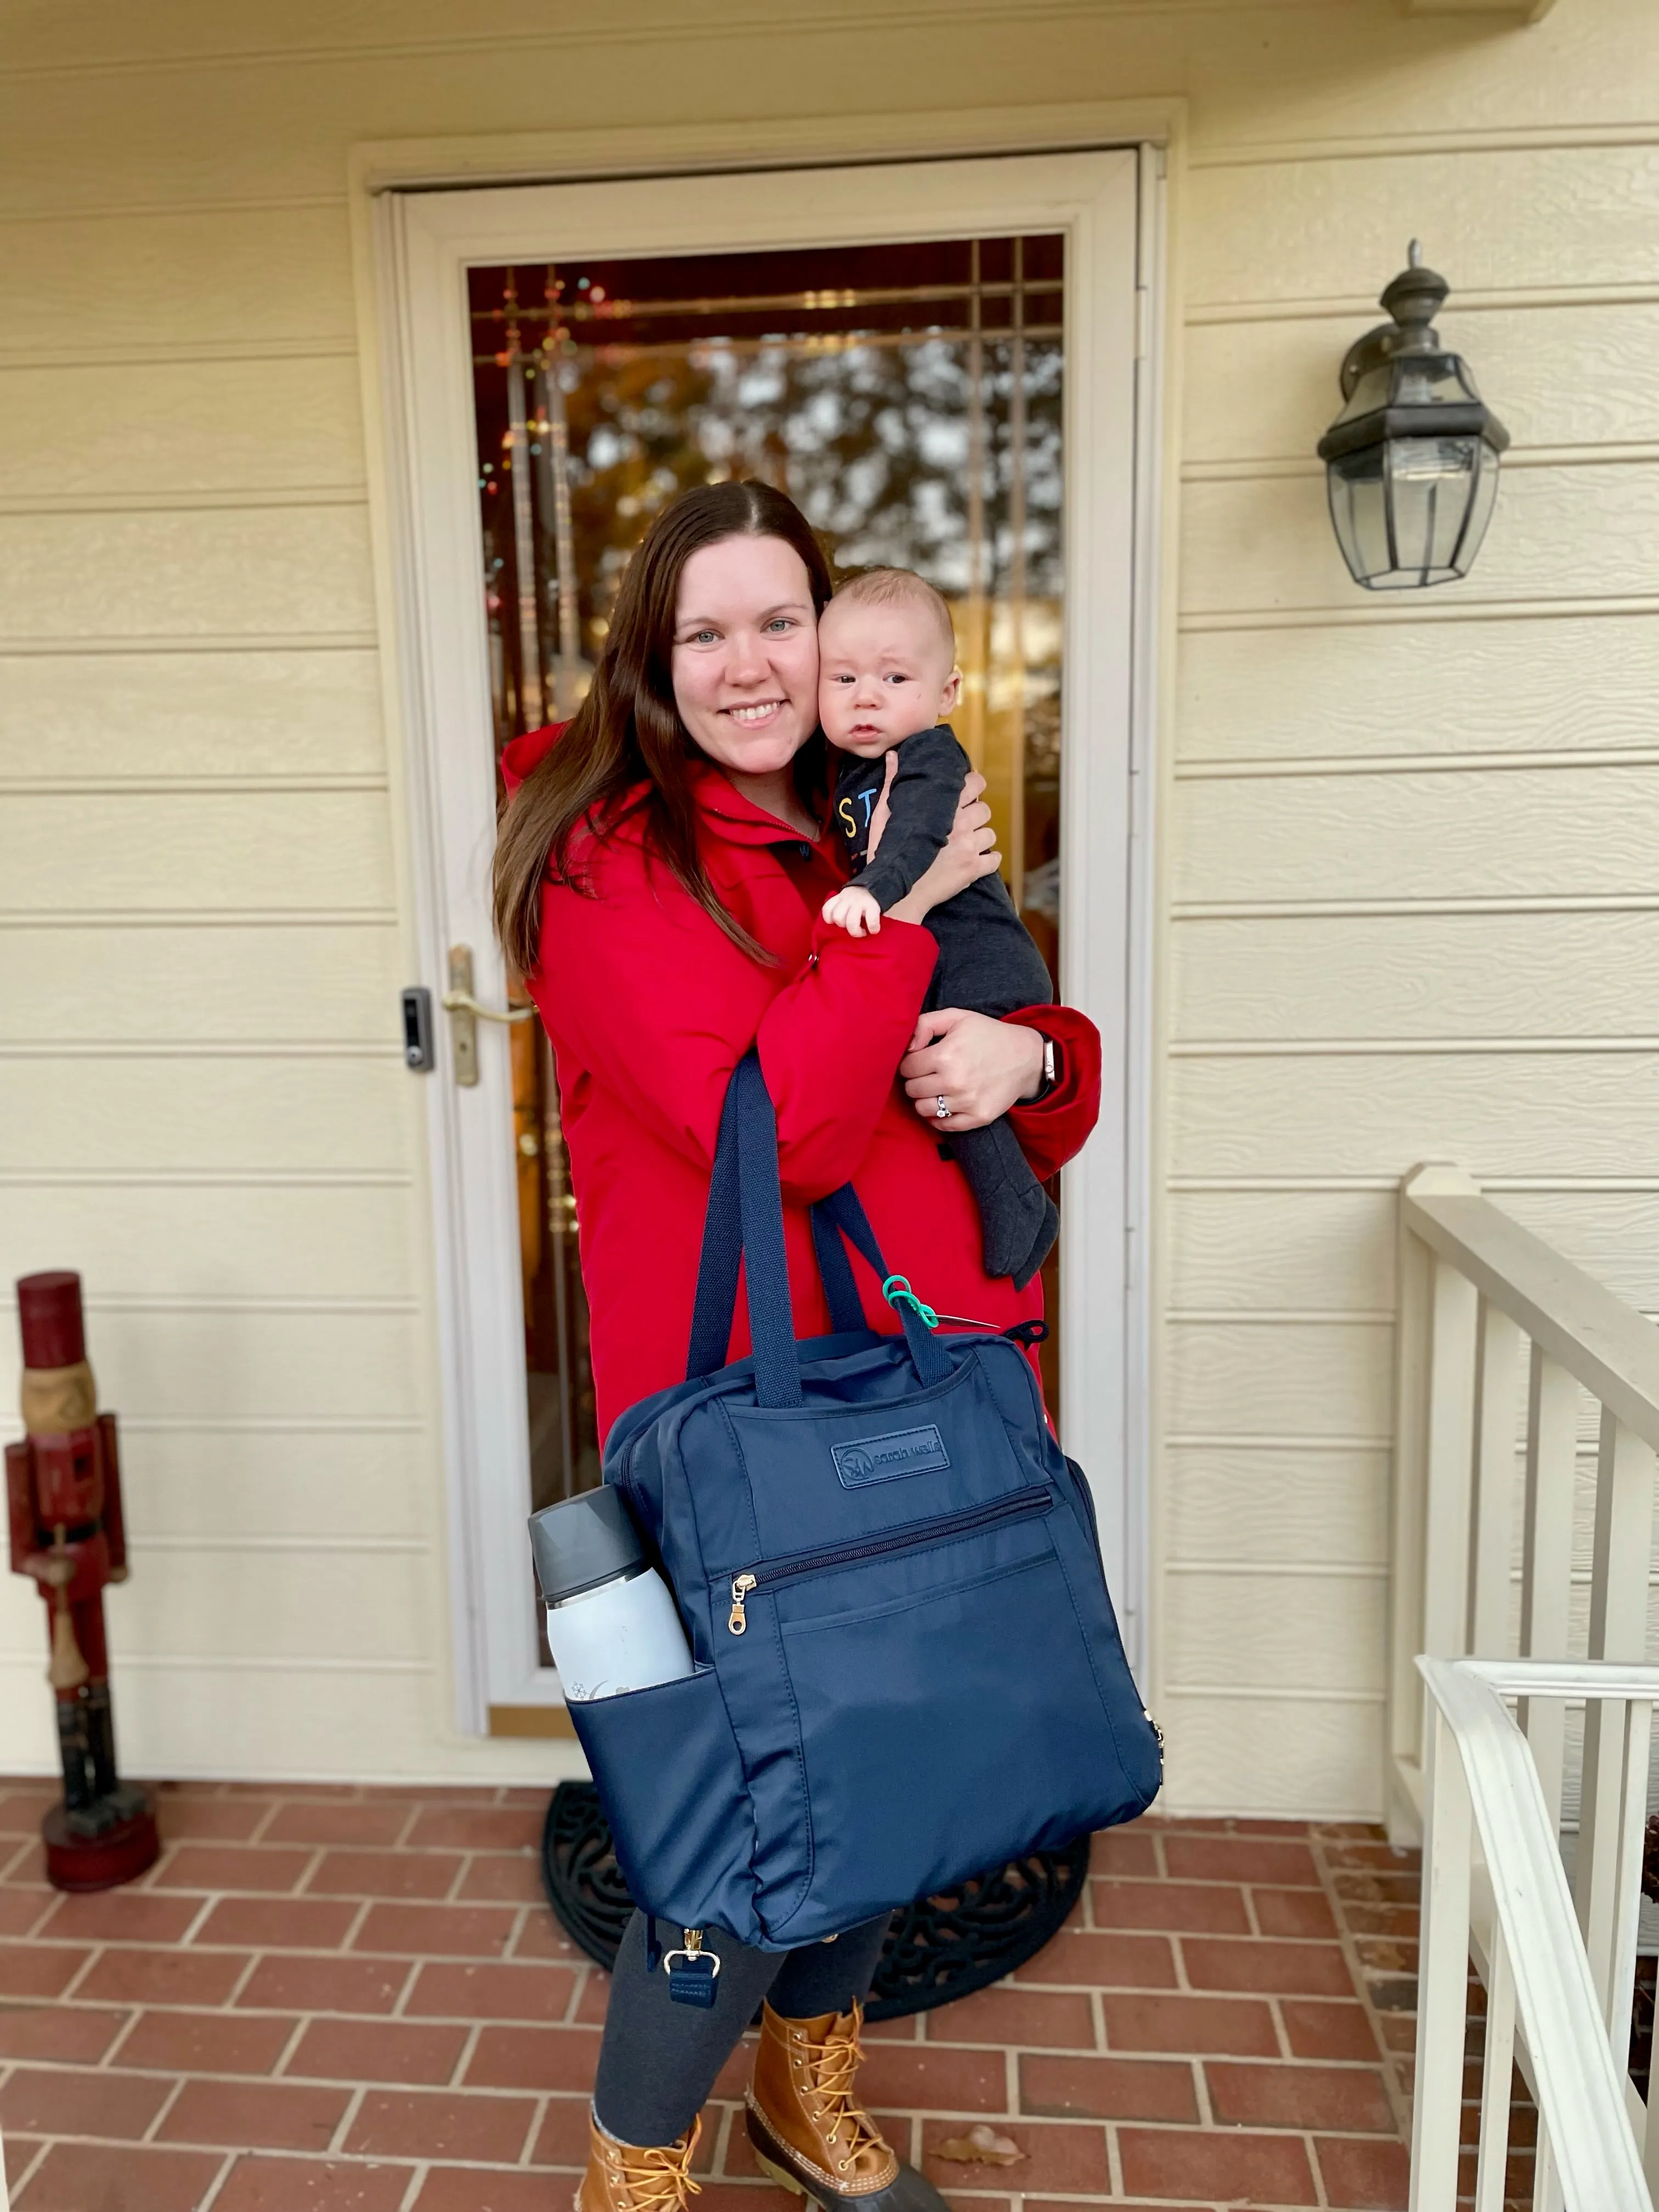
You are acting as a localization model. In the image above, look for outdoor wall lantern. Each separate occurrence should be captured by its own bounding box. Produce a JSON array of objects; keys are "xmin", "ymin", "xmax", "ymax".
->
[{"xmin": 1318, "ymin": 241, "xmax": 1509, "ymax": 590}]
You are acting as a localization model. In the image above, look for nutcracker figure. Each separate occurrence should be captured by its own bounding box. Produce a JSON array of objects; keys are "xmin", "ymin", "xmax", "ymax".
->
[{"xmin": 6, "ymin": 1272, "xmax": 157, "ymax": 1889}]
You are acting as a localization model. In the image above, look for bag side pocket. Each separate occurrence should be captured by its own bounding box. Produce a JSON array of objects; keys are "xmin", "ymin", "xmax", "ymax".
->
[{"xmin": 568, "ymin": 1666, "xmax": 763, "ymax": 1946}]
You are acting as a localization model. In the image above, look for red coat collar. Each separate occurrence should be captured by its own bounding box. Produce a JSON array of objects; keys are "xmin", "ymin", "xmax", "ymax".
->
[{"xmin": 500, "ymin": 723, "xmax": 833, "ymax": 852}]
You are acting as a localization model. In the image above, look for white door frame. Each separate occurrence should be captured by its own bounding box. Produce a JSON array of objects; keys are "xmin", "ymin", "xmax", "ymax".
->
[{"xmin": 371, "ymin": 145, "xmax": 1162, "ymax": 1731}]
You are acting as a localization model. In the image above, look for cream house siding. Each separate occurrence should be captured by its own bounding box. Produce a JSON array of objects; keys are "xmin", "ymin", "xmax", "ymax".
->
[
  {"xmin": 1165, "ymin": 25, "xmax": 1659, "ymax": 1809},
  {"xmin": 2, "ymin": 0, "xmax": 1655, "ymax": 1804}
]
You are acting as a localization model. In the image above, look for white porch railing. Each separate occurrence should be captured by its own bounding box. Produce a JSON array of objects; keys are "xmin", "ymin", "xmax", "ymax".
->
[
  {"xmin": 1391, "ymin": 1163, "xmax": 1659, "ymax": 1838},
  {"xmin": 1396, "ymin": 1166, "xmax": 1659, "ymax": 2206},
  {"xmin": 1415, "ymin": 1658, "xmax": 1658, "ymax": 2211}
]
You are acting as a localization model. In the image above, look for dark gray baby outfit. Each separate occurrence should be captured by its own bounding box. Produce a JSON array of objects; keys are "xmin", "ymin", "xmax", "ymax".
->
[{"xmin": 833, "ymin": 724, "xmax": 1058, "ymax": 1289}]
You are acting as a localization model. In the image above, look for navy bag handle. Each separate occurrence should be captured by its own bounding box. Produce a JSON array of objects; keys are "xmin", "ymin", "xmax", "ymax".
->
[
  {"xmin": 809, "ymin": 1203, "xmax": 864, "ymax": 1333},
  {"xmin": 686, "ymin": 1051, "xmax": 950, "ymax": 1406}
]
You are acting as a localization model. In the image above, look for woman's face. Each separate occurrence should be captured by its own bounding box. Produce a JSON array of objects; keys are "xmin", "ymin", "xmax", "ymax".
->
[{"xmin": 670, "ymin": 534, "xmax": 820, "ymax": 777}]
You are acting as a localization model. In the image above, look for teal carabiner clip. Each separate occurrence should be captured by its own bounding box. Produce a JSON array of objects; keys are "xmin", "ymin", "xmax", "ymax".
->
[{"xmin": 881, "ymin": 1273, "xmax": 939, "ymax": 1330}]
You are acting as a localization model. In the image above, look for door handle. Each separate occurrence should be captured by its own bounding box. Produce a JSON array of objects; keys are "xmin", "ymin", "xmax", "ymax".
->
[
  {"xmin": 443, "ymin": 991, "xmax": 535, "ymax": 1023},
  {"xmin": 442, "ymin": 945, "xmax": 533, "ymax": 1086}
]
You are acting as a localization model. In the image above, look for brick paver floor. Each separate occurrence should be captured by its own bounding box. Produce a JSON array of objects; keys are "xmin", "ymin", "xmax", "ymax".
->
[{"xmin": 0, "ymin": 1780, "xmax": 1417, "ymax": 2211}]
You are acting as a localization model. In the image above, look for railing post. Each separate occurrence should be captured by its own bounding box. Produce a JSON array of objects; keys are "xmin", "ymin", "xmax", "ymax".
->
[
  {"xmin": 1519, "ymin": 1346, "xmax": 1579, "ymax": 1832},
  {"xmin": 1573, "ymin": 1411, "xmax": 1657, "ymax": 2039},
  {"xmin": 1610, "ymin": 1696, "xmax": 1652, "ymax": 2082},
  {"xmin": 1411, "ymin": 1702, "xmax": 1474, "ymax": 2211},
  {"xmin": 1474, "ymin": 1915, "xmax": 1517, "ymax": 2212},
  {"xmin": 1391, "ymin": 1206, "xmax": 1433, "ymax": 1816},
  {"xmin": 1469, "ymin": 1296, "xmax": 1522, "ymax": 1655},
  {"xmin": 1644, "ymin": 1881, "xmax": 1659, "ymax": 2202},
  {"xmin": 1392, "ymin": 1164, "xmax": 1483, "ymax": 1833},
  {"xmin": 1532, "ymin": 2114, "xmax": 1561, "ymax": 2212},
  {"xmin": 1423, "ymin": 1257, "xmax": 1480, "ymax": 1662}
]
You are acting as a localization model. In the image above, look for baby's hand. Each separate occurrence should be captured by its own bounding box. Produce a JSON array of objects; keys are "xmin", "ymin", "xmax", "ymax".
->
[{"xmin": 821, "ymin": 887, "xmax": 883, "ymax": 937}]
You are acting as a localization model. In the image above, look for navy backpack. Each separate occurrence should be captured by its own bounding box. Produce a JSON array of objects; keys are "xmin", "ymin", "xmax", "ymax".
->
[{"xmin": 567, "ymin": 1049, "xmax": 1162, "ymax": 1950}]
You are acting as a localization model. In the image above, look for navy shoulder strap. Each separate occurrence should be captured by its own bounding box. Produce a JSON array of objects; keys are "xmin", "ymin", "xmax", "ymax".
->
[
  {"xmin": 686, "ymin": 1050, "xmax": 950, "ymax": 1404},
  {"xmin": 686, "ymin": 1074, "xmax": 744, "ymax": 1381}
]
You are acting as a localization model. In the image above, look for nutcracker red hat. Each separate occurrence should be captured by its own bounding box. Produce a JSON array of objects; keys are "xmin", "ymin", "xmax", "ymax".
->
[{"xmin": 16, "ymin": 1272, "xmax": 86, "ymax": 1370}]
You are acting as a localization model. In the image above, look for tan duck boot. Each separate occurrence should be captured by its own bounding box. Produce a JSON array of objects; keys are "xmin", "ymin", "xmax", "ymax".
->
[
  {"xmin": 746, "ymin": 2000, "xmax": 948, "ymax": 2212},
  {"xmin": 576, "ymin": 2111, "xmax": 702, "ymax": 2212}
]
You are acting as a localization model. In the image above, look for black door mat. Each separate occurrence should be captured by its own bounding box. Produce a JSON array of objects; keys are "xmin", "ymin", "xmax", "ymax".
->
[{"xmin": 540, "ymin": 1780, "xmax": 1089, "ymax": 2023}]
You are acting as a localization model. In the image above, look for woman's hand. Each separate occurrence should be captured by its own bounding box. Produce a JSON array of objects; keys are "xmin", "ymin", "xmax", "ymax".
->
[
  {"xmin": 886, "ymin": 770, "xmax": 1000, "ymax": 926},
  {"xmin": 900, "ymin": 1008, "xmax": 1047, "ymax": 1132}
]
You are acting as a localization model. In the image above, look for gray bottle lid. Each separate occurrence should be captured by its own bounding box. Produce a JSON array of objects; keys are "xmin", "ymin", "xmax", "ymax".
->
[{"xmin": 527, "ymin": 1485, "xmax": 646, "ymax": 1606}]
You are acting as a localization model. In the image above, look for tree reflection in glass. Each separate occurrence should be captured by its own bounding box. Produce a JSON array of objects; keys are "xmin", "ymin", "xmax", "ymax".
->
[{"xmin": 469, "ymin": 236, "xmax": 1068, "ymax": 1554}]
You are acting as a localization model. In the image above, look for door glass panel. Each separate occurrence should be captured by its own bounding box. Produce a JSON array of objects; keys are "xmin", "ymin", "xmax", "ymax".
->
[{"xmin": 469, "ymin": 236, "xmax": 1066, "ymax": 1657}]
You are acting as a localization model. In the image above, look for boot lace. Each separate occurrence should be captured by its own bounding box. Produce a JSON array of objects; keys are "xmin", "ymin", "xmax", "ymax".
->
[
  {"xmin": 808, "ymin": 2010, "xmax": 885, "ymax": 2170},
  {"xmin": 619, "ymin": 2129, "xmax": 703, "ymax": 2212}
]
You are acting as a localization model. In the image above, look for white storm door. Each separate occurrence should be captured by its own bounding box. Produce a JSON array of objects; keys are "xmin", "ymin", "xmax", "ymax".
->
[{"xmin": 381, "ymin": 146, "xmax": 1150, "ymax": 1733}]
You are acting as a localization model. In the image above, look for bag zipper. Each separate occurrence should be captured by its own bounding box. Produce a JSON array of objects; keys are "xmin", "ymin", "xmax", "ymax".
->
[{"xmin": 726, "ymin": 1487, "xmax": 1052, "ymax": 1635}]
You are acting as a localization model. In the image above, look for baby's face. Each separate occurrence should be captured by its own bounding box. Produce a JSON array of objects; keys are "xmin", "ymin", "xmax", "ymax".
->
[{"xmin": 817, "ymin": 597, "xmax": 961, "ymax": 758}]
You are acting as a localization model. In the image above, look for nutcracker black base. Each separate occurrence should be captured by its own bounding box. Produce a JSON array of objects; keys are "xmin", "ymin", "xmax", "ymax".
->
[{"xmin": 43, "ymin": 1790, "xmax": 159, "ymax": 1892}]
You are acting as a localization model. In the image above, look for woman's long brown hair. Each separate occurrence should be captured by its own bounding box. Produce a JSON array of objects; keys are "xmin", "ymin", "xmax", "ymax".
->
[{"xmin": 492, "ymin": 481, "xmax": 834, "ymax": 978}]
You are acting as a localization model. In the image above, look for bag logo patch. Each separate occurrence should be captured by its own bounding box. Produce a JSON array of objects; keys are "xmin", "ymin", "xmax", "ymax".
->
[{"xmin": 832, "ymin": 1425, "xmax": 951, "ymax": 1487}]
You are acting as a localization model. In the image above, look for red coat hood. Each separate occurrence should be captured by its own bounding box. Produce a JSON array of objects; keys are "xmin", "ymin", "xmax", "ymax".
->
[{"xmin": 500, "ymin": 721, "xmax": 828, "ymax": 849}]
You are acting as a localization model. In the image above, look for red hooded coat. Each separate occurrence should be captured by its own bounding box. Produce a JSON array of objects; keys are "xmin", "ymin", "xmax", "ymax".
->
[{"xmin": 504, "ymin": 725, "xmax": 1102, "ymax": 1440}]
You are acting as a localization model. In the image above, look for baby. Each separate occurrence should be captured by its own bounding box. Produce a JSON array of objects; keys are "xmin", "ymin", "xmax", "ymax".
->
[{"xmin": 818, "ymin": 568, "xmax": 1058, "ymax": 1289}]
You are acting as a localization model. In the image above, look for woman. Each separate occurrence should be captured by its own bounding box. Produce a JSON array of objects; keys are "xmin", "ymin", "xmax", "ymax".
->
[{"xmin": 495, "ymin": 482, "xmax": 1101, "ymax": 2212}]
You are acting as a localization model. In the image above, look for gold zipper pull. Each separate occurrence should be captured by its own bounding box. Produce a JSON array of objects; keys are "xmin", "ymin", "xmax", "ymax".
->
[{"xmin": 729, "ymin": 1573, "xmax": 757, "ymax": 1635}]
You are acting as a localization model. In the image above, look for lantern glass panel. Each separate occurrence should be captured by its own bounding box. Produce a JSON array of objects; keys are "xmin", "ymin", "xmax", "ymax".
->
[
  {"xmin": 1455, "ymin": 439, "xmax": 1502, "ymax": 575},
  {"xmin": 1327, "ymin": 447, "xmax": 1391, "ymax": 585},
  {"xmin": 1328, "ymin": 360, "xmax": 1394, "ymax": 433},
  {"xmin": 1381, "ymin": 434, "xmax": 1480, "ymax": 587}
]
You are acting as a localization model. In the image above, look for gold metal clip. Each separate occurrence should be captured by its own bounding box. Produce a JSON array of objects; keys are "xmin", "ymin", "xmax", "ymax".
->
[{"xmin": 662, "ymin": 1927, "xmax": 721, "ymax": 1978}]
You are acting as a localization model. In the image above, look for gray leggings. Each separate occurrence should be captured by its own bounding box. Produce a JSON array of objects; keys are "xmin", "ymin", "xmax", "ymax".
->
[{"xmin": 592, "ymin": 1908, "xmax": 892, "ymax": 2146}]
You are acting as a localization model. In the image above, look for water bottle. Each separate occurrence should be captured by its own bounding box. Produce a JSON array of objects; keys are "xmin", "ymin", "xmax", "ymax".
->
[{"xmin": 527, "ymin": 1488, "xmax": 695, "ymax": 1703}]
